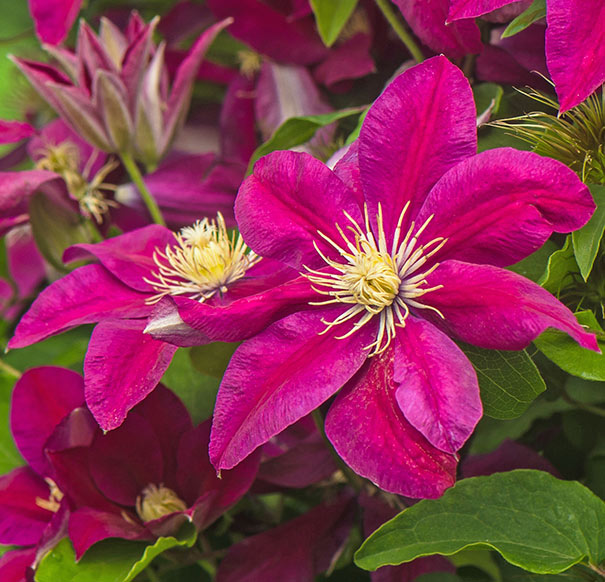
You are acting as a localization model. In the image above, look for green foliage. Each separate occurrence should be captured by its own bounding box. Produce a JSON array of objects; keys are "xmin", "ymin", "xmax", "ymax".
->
[
  {"xmin": 538, "ymin": 237, "xmax": 578, "ymax": 295},
  {"xmin": 473, "ymin": 83, "xmax": 503, "ymax": 125},
  {"xmin": 462, "ymin": 346, "xmax": 545, "ymax": 419},
  {"xmin": 0, "ymin": 371, "xmax": 22, "ymax": 472},
  {"xmin": 509, "ymin": 240, "xmax": 557, "ymax": 283},
  {"xmin": 573, "ymin": 185, "xmax": 605, "ymax": 281},
  {"xmin": 246, "ymin": 108, "xmax": 365, "ymax": 174},
  {"xmin": 355, "ymin": 471, "xmax": 605, "ymax": 575},
  {"xmin": 534, "ymin": 310, "xmax": 605, "ymax": 381},
  {"xmin": 310, "ymin": 0, "xmax": 359, "ymax": 47},
  {"xmin": 35, "ymin": 523, "xmax": 197, "ymax": 582},
  {"xmin": 501, "ymin": 0, "xmax": 546, "ymax": 38}
]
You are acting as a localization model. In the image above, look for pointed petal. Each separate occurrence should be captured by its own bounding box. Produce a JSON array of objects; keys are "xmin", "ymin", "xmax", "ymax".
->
[
  {"xmin": 94, "ymin": 70, "xmax": 134, "ymax": 152},
  {"xmin": 63, "ymin": 224, "xmax": 175, "ymax": 292},
  {"xmin": 0, "ymin": 120, "xmax": 35, "ymax": 144},
  {"xmin": 393, "ymin": 317, "xmax": 482, "ymax": 454},
  {"xmin": 162, "ymin": 19, "xmax": 232, "ymax": 153},
  {"xmin": 423, "ymin": 260, "xmax": 599, "ymax": 351},
  {"xmin": 325, "ymin": 347, "xmax": 458, "ymax": 498},
  {"xmin": 89, "ymin": 411, "xmax": 164, "ymax": 505},
  {"xmin": 546, "ymin": 0, "xmax": 605, "ymax": 112},
  {"xmin": 69, "ymin": 508, "xmax": 147, "ymax": 559},
  {"xmin": 359, "ymin": 56, "xmax": 477, "ymax": 240},
  {"xmin": 8, "ymin": 264, "xmax": 148, "ymax": 349},
  {"xmin": 84, "ymin": 319, "xmax": 177, "ymax": 430},
  {"xmin": 220, "ymin": 75, "xmax": 257, "ymax": 164},
  {"xmin": 392, "ymin": 0, "xmax": 482, "ymax": 58},
  {"xmin": 11, "ymin": 367, "xmax": 83, "ymax": 475},
  {"xmin": 416, "ymin": 148, "xmax": 594, "ymax": 267},
  {"xmin": 209, "ymin": 308, "xmax": 374, "ymax": 471},
  {"xmin": 447, "ymin": 0, "xmax": 517, "ymax": 21},
  {"xmin": 0, "ymin": 467, "xmax": 54, "ymax": 546},
  {"xmin": 235, "ymin": 150, "xmax": 361, "ymax": 270}
]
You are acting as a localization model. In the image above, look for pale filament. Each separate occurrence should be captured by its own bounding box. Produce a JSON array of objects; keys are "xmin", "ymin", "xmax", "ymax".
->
[
  {"xmin": 35, "ymin": 478, "xmax": 64, "ymax": 513},
  {"xmin": 144, "ymin": 213, "xmax": 261, "ymax": 304},
  {"xmin": 303, "ymin": 203, "xmax": 446, "ymax": 356}
]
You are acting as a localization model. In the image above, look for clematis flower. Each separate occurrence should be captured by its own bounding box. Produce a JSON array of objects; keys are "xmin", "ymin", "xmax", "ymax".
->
[
  {"xmin": 209, "ymin": 56, "xmax": 598, "ymax": 498},
  {"xmin": 11, "ymin": 12, "xmax": 230, "ymax": 167},
  {"xmin": 9, "ymin": 216, "xmax": 313, "ymax": 430},
  {"xmin": 28, "ymin": 0, "xmax": 82, "ymax": 45},
  {"xmin": 447, "ymin": 0, "xmax": 605, "ymax": 112}
]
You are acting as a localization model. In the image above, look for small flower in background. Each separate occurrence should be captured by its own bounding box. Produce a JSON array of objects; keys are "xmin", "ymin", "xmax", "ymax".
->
[
  {"xmin": 209, "ymin": 56, "xmax": 598, "ymax": 498},
  {"xmin": 11, "ymin": 12, "xmax": 231, "ymax": 168}
]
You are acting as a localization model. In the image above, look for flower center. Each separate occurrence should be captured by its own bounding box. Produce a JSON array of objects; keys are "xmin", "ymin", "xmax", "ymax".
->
[
  {"xmin": 35, "ymin": 478, "xmax": 64, "ymax": 513},
  {"xmin": 303, "ymin": 203, "xmax": 446, "ymax": 356},
  {"xmin": 237, "ymin": 50, "xmax": 262, "ymax": 78},
  {"xmin": 144, "ymin": 213, "xmax": 261, "ymax": 304},
  {"xmin": 135, "ymin": 484, "xmax": 187, "ymax": 522}
]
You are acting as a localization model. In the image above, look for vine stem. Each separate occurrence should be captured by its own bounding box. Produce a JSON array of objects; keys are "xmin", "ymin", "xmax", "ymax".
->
[
  {"xmin": 120, "ymin": 152, "xmax": 166, "ymax": 226},
  {"xmin": 0, "ymin": 359, "xmax": 21, "ymax": 379},
  {"xmin": 374, "ymin": 0, "xmax": 424, "ymax": 63},
  {"xmin": 311, "ymin": 408, "xmax": 364, "ymax": 493}
]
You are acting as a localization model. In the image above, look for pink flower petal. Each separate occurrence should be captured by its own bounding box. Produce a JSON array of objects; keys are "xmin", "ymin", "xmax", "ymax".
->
[
  {"xmin": 415, "ymin": 148, "xmax": 594, "ymax": 267},
  {"xmin": 325, "ymin": 346, "xmax": 458, "ymax": 498},
  {"xmin": 394, "ymin": 317, "xmax": 482, "ymax": 454},
  {"xmin": 84, "ymin": 319, "xmax": 177, "ymax": 431},
  {"xmin": 447, "ymin": 0, "xmax": 517, "ymax": 21},
  {"xmin": 0, "ymin": 120, "xmax": 35, "ymax": 144},
  {"xmin": 28, "ymin": 0, "xmax": 82, "ymax": 45},
  {"xmin": 423, "ymin": 260, "xmax": 599, "ymax": 351},
  {"xmin": 209, "ymin": 308, "xmax": 375, "ymax": 471},
  {"xmin": 359, "ymin": 56, "xmax": 477, "ymax": 240},
  {"xmin": 0, "ymin": 548, "xmax": 36, "ymax": 582},
  {"xmin": 546, "ymin": 0, "xmax": 605, "ymax": 112},
  {"xmin": 235, "ymin": 151, "xmax": 361, "ymax": 270}
]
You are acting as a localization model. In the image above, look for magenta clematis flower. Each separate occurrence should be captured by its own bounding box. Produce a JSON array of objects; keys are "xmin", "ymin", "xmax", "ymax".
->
[
  {"xmin": 12, "ymin": 12, "xmax": 230, "ymax": 167},
  {"xmin": 209, "ymin": 56, "xmax": 598, "ymax": 498},
  {"xmin": 9, "ymin": 217, "xmax": 314, "ymax": 430},
  {"xmin": 28, "ymin": 0, "xmax": 82, "ymax": 45},
  {"xmin": 447, "ymin": 0, "xmax": 605, "ymax": 112}
]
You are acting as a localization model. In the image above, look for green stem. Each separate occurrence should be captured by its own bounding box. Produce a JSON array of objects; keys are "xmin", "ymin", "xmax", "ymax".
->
[
  {"xmin": 120, "ymin": 152, "xmax": 166, "ymax": 226},
  {"xmin": 0, "ymin": 359, "xmax": 21, "ymax": 379},
  {"xmin": 312, "ymin": 408, "xmax": 363, "ymax": 493},
  {"xmin": 562, "ymin": 390, "xmax": 605, "ymax": 418},
  {"xmin": 0, "ymin": 28, "xmax": 34, "ymax": 45},
  {"xmin": 374, "ymin": 0, "xmax": 424, "ymax": 63}
]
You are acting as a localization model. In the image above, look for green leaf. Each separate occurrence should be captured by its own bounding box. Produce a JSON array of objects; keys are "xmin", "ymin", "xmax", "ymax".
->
[
  {"xmin": 35, "ymin": 523, "xmax": 197, "ymax": 582},
  {"xmin": 310, "ymin": 0, "xmax": 358, "ymax": 47},
  {"xmin": 501, "ymin": 0, "xmax": 546, "ymax": 38},
  {"xmin": 538, "ymin": 237, "xmax": 578, "ymax": 294},
  {"xmin": 474, "ymin": 83, "xmax": 503, "ymax": 125},
  {"xmin": 572, "ymin": 185, "xmax": 605, "ymax": 281},
  {"xmin": 508, "ymin": 240, "xmax": 557, "ymax": 283},
  {"xmin": 246, "ymin": 107, "xmax": 365, "ymax": 174},
  {"xmin": 29, "ymin": 192, "xmax": 96, "ymax": 272},
  {"xmin": 161, "ymin": 348, "xmax": 219, "ymax": 424},
  {"xmin": 450, "ymin": 548, "xmax": 502, "ymax": 581},
  {"xmin": 355, "ymin": 470, "xmax": 605, "ymax": 575},
  {"xmin": 534, "ymin": 310, "xmax": 605, "ymax": 381},
  {"xmin": 0, "ymin": 372, "xmax": 22, "ymax": 472},
  {"xmin": 461, "ymin": 346, "xmax": 545, "ymax": 419},
  {"xmin": 344, "ymin": 107, "xmax": 368, "ymax": 146},
  {"xmin": 189, "ymin": 342, "xmax": 238, "ymax": 379}
]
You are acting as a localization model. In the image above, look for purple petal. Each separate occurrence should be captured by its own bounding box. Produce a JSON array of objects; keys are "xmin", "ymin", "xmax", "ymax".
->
[
  {"xmin": 69, "ymin": 508, "xmax": 147, "ymax": 559},
  {"xmin": 0, "ymin": 467, "xmax": 54, "ymax": 546},
  {"xmin": 0, "ymin": 120, "xmax": 35, "ymax": 144},
  {"xmin": 325, "ymin": 346, "xmax": 458, "ymax": 498},
  {"xmin": 11, "ymin": 367, "xmax": 83, "ymax": 475},
  {"xmin": 0, "ymin": 548, "xmax": 36, "ymax": 582},
  {"xmin": 359, "ymin": 56, "xmax": 477, "ymax": 240},
  {"xmin": 423, "ymin": 260, "xmax": 599, "ymax": 351},
  {"xmin": 84, "ymin": 319, "xmax": 177, "ymax": 431},
  {"xmin": 209, "ymin": 308, "xmax": 375, "ymax": 471},
  {"xmin": 447, "ymin": 0, "xmax": 517, "ymax": 20},
  {"xmin": 415, "ymin": 148, "xmax": 594, "ymax": 267},
  {"xmin": 546, "ymin": 0, "xmax": 605, "ymax": 112},
  {"xmin": 63, "ymin": 225, "xmax": 175, "ymax": 293},
  {"xmin": 462, "ymin": 439, "xmax": 559, "ymax": 477},
  {"xmin": 235, "ymin": 151, "xmax": 361, "ymax": 270},
  {"xmin": 207, "ymin": 0, "xmax": 328, "ymax": 66},
  {"xmin": 392, "ymin": 0, "xmax": 482, "ymax": 58},
  {"xmin": 177, "ymin": 421, "xmax": 258, "ymax": 530},
  {"xmin": 0, "ymin": 170, "xmax": 57, "ymax": 215},
  {"xmin": 28, "ymin": 0, "xmax": 82, "ymax": 44},
  {"xmin": 8, "ymin": 264, "xmax": 148, "ymax": 349},
  {"xmin": 393, "ymin": 317, "xmax": 482, "ymax": 453},
  {"xmin": 216, "ymin": 496, "xmax": 354, "ymax": 582},
  {"xmin": 163, "ymin": 19, "xmax": 232, "ymax": 153},
  {"xmin": 89, "ymin": 410, "xmax": 164, "ymax": 506},
  {"xmin": 220, "ymin": 75, "xmax": 257, "ymax": 165},
  {"xmin": 5, "ymin": 227, "xmax": 46, "ymax": 299}
]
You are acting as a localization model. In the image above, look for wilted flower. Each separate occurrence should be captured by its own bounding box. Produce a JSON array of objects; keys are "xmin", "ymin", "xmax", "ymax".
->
[
  {"xmin": 11, "ymin": 12, "xmax": 230, "ymax": 167},
  {"xmin": 209, "ymin": 57, "xmax": 598, "ymax": 498}
]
